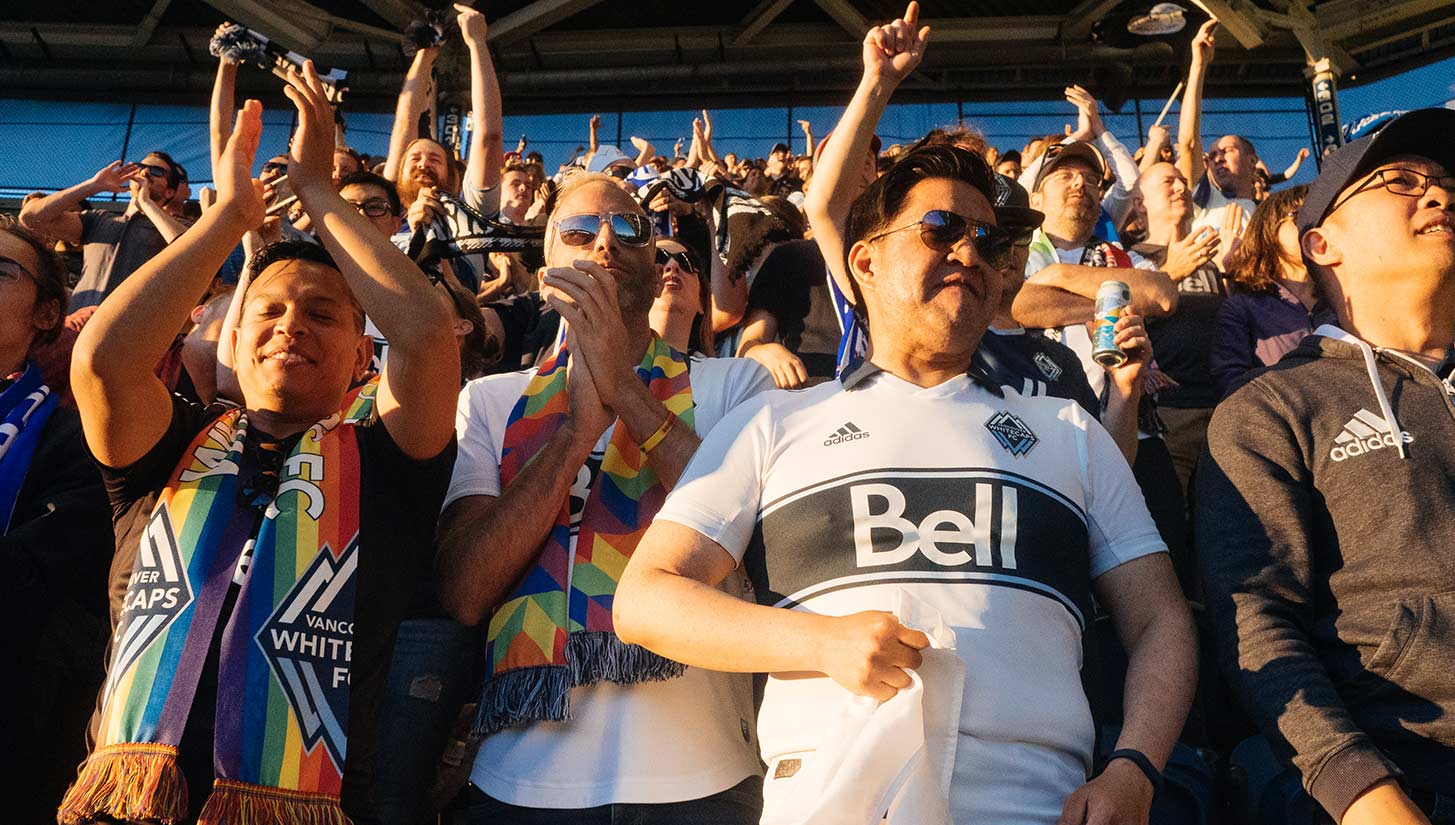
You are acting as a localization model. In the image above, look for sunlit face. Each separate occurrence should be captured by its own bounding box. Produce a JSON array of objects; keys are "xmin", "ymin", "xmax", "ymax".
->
[
  {"xmin": 232, "ymin": 260, "xmax": 370, "ymax": 422},
  {"xmin": 545, "ymin": 180, "xmax": 659, "ymax": 313},
  {"xmin": 1307, "ymin": 155, "xmax": 1455, "ymax": 302},
  {"xmin": 339, "ymin": 183, "xmax": 399, "ymax": 238},
  {"xmin": 260, "ymin": 154, "xmax": 290, "ymax": 185},
  {"xmin": 1207, "ymin": 135, "xmax": 1255, "ymax": 191},
  {"xmin": 403, "ymin": 140, "xmax": 450, "ymax": 189},
  {"xmin": 502, "ymin": 170, "xmax": 533, "ymax": 212},
  {"xmin": 652, "ymin": 241, "xmax": 703, "ymax": 318},
  {"xmin": 1031, "ymin": 158, "xmax": 1103, "ymax": 232},
  {"xmin": 332, "ymin": 150, "xmax": 362, "ymax": 186},
  {"xmin": 138, "ymin": 153, "xmax": 178, "ymax": 203},
  {"xmin": 851, "ymin": 177, "xmax": 1001, "ymax": 361},
  {"xmin": 0, "ymin": 231, "xmax": 55, "ymax": 369},
  {"xmin": 1137, "ymin": 162, "xmax": 1192, "ymax": 226}
]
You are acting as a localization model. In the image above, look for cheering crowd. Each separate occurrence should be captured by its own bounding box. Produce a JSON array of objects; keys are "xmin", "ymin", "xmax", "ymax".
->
[{"xmin": 4, "ymin": 2, "xmax": 1454, "ymax": 824}]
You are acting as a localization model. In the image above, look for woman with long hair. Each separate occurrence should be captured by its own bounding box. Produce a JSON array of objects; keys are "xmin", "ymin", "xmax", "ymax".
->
[{"xmin": 1211, "ymin": 184, "xmax": 1335, "ymax": 398}]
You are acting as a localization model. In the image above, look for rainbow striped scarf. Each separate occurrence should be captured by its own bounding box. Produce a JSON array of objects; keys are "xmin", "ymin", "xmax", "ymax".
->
[
  {"xmin": 60, "ymin": 381, "xmax": 379, "ymax": 825},
  {"xmin": 473, "ymin": 336, "xmax": 694, "ymax": 735}
]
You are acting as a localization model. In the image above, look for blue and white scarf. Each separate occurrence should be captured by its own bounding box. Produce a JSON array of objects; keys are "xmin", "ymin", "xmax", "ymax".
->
[{"xmin": 0, "ymin": 363, "xmax": 59, "ymax": 534}]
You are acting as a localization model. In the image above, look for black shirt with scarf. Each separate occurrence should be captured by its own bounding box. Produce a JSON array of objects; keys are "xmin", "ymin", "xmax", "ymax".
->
[{"xmin": 95, "ymin": 393, "xmax": 456, "ymax": 821}]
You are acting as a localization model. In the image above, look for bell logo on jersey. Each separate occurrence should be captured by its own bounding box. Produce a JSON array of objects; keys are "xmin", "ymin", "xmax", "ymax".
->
[{"xmin": 850, "ymin": 482, "xmax": 1017, "ymax": 569}]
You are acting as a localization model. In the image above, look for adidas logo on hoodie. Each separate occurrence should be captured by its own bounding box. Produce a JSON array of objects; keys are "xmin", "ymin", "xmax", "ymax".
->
[{"xmin": 1330, "ymin": 408, "xmax": 1414, "ymax": 462}]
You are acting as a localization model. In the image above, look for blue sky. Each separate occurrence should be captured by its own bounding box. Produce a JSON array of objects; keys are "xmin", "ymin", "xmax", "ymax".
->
[{"xmin": 3, "ymin": 55, "xmax": 1451, "ymax": 198}]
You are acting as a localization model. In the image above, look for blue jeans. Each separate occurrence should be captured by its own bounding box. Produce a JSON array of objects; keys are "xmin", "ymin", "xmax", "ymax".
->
[
  {"xmin": 371, "ymin": 617, "xmax": 481, "ymax": 825},
  {"xmin": 451, "ymin": 776, "xmax": 763, "ymax": 825}
]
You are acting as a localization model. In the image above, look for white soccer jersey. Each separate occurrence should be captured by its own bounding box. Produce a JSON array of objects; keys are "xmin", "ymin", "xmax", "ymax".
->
[{"xmin": 656, "ymin": 362, "xmax": 1168, "ymax": 825}]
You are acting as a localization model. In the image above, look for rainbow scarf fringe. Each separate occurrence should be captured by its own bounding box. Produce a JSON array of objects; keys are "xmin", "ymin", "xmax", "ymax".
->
[
  {"xmin": 59, "ymin": 381, "xmax": 379, "ymax": 825},
  {"xmin": 473, "ymin": 336, "xmax": 694, "ymax": 735}
]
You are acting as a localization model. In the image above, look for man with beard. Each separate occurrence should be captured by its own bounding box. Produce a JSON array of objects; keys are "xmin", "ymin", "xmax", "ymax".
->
[
  {"xmin": 387, "ymin": 4, "xmax": 504, "ymax": 293},
  {"xmin": 436, "ymin": 172, "xmax": 772, "ymax": 824},
  {"xmin": 1175, "ymin": 19, "xmax": 1257, "ymax": 235},
  {"xmin": 1010, "ymin": 141, "xmax": 1193, "ymax": 588}
]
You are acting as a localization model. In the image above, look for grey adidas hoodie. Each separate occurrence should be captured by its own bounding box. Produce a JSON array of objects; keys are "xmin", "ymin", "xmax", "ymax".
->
[{"xmin": 1198, "ymin": 325, "xmax": 1455, "ymax": 820}]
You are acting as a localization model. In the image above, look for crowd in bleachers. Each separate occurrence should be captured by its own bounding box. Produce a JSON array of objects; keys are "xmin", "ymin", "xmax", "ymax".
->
[{"xmin": 5, "ymin": 3, "xmax": 1454, "ymax": 824}]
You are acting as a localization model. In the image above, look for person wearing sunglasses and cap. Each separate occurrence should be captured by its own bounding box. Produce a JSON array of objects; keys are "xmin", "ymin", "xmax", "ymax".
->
[
  {"xmin": 21, "ymin": 151, "xmax": 190, "ymax": 311},
  {"xmin": 1199, "ymin": 108, "xmax": 1455, "ymax": 825},
  {"xmin": 436, "ymin": 170, "xmax": 772, "ymax": 824},
  {"xmin": 612, "ymin": 134, "xmax": 1195, "ymax": 825}
]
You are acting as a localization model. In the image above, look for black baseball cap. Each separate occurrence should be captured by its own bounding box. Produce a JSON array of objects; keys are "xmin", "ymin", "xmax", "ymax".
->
[
  {"xmin": 992, "ymin": 173, "xmax": 1043, "ymax": 230},
  {"xmin": 1296, "ymin": 107, "xmax": 1455, "ymax": 236},
  {"xmin": 770, "ymin": 143, "xmax": 791, "ymax": 156}
]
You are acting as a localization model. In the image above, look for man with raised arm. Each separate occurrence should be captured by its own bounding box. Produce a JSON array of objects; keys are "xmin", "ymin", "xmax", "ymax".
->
[
  {"xmin": 1175, "ymin": 19, "xmax": 1258, "ymax": 236},
  {"xmin": 384, "ymin": 4, "xmax": 505, "ymax": 291},
  {"xmin": 21, "ymin": 152, "xmax": 190, "ymax": 310},
  {"xmin": 436, "ymin": 172, "xmax": 772, "ymax": 824},
  {"xmin": 59, "ymin": 63, "xmax": 457, "ymax": 824},
  {"xmin": 613, "ymin": 8, "xmax": 1195, "ymax": 825}
]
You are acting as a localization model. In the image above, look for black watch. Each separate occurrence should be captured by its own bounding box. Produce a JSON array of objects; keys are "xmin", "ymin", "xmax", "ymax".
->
[{"xmin": 1107, "ymin": 748, "xmax": 1163, "ymax": 797}]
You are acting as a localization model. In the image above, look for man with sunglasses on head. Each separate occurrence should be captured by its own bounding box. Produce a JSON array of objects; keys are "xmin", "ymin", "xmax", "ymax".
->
[
  {"xmin": 436, "ymin": 171, "xmax": 772, "ymax": 825},
  {"xmin": 22, "ymin": 151, "xmax": 191, "ymax": 310},
  {"xmin": 1199, "ymin": 109, "xmax": 1455, "ymax": 825},
  {"xmin": 613, "ymin": 136, "xmax": 1195, "ymax": 825}
]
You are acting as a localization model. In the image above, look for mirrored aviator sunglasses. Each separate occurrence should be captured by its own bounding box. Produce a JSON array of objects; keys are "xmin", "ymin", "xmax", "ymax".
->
[
  {"xmin": 554, "ymin": 212, "xmax": 653, "ymax": 247},
  {"xmin": 915, "ymin": 210, "xmax": 1016, "ymax": 269}
]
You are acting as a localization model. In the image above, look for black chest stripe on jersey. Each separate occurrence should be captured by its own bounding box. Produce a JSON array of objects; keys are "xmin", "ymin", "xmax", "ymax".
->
[
  {"xmin": 746, "ymin": 471, "xmax": 1093, "ymax": 628},
  {"xmin": 760, "ymin": 467, "xmax": 1087, "ymax": 526}
]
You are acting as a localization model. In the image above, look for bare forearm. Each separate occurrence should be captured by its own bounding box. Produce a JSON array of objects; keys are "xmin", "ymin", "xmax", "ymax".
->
[
  {"xmin": 385, "ymin": 49, "xmax": 436, "ymax": 181},
  {"xmin": 23, "ymin": 180, "xmax": 105, "ymax": 226},
  {"xmin": 136, "ymin": 198, "xmax": 188, "ymax": 243},
  {"xmin": 465, "ymin": 40, "xmax": 503, "ymax": 192},
  {"xmin": 611, "ymin": 380, "xmax": 701, "ymax": 490},
  {"xmin": 1113, "ymin": 609, "xmax": 1197, "ymax": 769},
  {"xmin": 298, "ymin": 185, "xmax": 451, "ymax": 347},
  {"xmin": 1101, "ymin": 389, "xmax": 1141, "ymax": 465},
  {"xmin": 210, "ymin": 60, "xmax": 238, "ymax": 172},
  {"xmin": 806, "ymin": 75, "xmax": 892, "ymax": 295},
  {"xmin": 1176, "ymin": 61, "xmax": 1207, "ymax": 184},
  {"xmin": 438, "ymin": 430, "xmax": 592, "ymax": 623},
  {"xmin": 1011, "ymin": 283, "xmax": 1094, "ymax": 329},
  {"xmin": 1028, "ymin": 265, "xmax": 1176, "ymax": 316},
  {"xmin": 616, "ymin": 567, "xmax": 831, "ymax": 673},
  {"xmin": 77, "ymin": 207, "xmax": 245, "ymax": 380}
]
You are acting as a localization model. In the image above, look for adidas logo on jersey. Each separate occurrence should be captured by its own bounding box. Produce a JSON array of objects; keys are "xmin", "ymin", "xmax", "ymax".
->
[
  {"xmin": 824, "ymin": 421, "xmax": 870, "ymax": 446},
  {"xmin": 1329, "ymin": 408, "xmax": 1414, "ymax": 462}
]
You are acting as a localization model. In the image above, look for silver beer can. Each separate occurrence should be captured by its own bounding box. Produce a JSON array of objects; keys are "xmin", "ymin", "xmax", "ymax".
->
[{"xmin": 1091, "ymin": 280, "xmax": 1130, "ymax": 368}]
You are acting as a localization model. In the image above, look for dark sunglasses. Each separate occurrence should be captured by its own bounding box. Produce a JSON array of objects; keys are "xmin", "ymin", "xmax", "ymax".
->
[
  {"xmin": 554, "ymin": 212, "xmax": 653, "ymax": 247},
  {"xmin": 346, "ymin": 199, "xmax": 394, "ymax": 218},
  {"xmin": 605, "ymin": 165, "xmax": 633, "ymax": 180},
  {"xmin": 262, "ymin": 161, "xmax": 288, "ymax": 174},
  {"xmin": 139, "ymin": 163, "xmax": 170, "ymax": 179},
  {"xmin": 656, "ymin": 247, "xmax": 700, "ymax": 273},
  {"xmin": 867, "ymin": 210, "xmax": 1016, "ymax": 268}
]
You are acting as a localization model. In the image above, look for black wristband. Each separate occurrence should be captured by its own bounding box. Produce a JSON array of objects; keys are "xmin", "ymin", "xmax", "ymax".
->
[{"xmin": 1107, "ymin": 748, "xmax": 1163, "ymax": 797}]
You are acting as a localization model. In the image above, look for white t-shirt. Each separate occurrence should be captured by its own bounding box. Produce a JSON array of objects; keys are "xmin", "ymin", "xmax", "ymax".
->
[
  {"xmin": 1190, "ymin": 180, "xmax": 1255, "ymax": 235},
  {"xmin": 655, "ymin": 365, "xmax": 1167, "ymax": 825},
  {"xmin": 446, "ymin": 354, "xmax": 774, "ymax": 808}
]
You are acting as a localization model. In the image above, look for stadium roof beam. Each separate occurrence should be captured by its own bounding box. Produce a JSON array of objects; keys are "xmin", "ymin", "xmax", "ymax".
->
[
  {"xmin": 735, "ymin": 0, "xmax": 796, "ymax": 47},
  {"xmin": 357, "ymin": 0, "xmax": 426, "ymax": 30},
  {"xmin": 812, "ymin": 0, "xmax": 869, "ymax": 39},
  {"xmin": 130, "ymin": 0, "xmax": 175, "ymax": 50},
  {"xmin": 1185, "ymin": 0, "xmax": 1267, "ymax": 49},
  {"xmin": 1060, "ymin": 0, "xmax": 1126, "ymax": 41},
  {"xmin": 200, "ymin": 0, "xmax": 333, "ymax": 51},
  {"xmin": 486, "ymin": 0, "xmax": 610, "ymax": 47}
]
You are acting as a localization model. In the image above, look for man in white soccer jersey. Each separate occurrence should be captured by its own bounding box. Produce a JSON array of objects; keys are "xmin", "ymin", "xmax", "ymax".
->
[{"xmin": 614, "ymin": 143, "xmax": 1196, "ymax": 825}]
